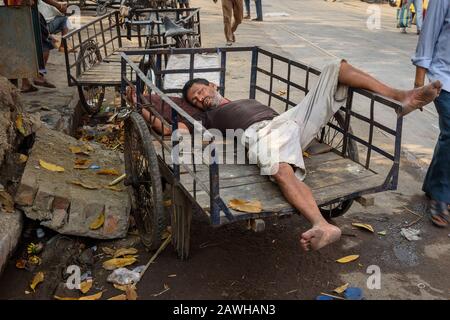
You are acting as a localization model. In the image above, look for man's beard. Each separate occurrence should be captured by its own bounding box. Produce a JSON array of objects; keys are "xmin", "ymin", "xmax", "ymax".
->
[{"xmin": 208, "ymin": 91, "xmax": 224, "ymax": 109}]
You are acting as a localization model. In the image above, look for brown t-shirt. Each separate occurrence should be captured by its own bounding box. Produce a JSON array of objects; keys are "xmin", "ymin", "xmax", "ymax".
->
[{"xmin": 192, "ymin": 99, "xmax": 278, "ymax": 134}]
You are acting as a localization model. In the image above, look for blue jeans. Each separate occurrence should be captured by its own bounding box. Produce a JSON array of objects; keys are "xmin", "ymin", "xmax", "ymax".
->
[
  {"xmin": 423, "ymin": 90, "xmax": 450, "ymax": 204},
  {"xmin": 47, "ymin": 15, "xmax": 68, "ymax": 35},
  {"xmin": 244, "ymin": 0, "xmax": 262, "ymax": 20},
  {"xmin": 407, "ymin": 0, "xmax": 423, "ymax": 31}
]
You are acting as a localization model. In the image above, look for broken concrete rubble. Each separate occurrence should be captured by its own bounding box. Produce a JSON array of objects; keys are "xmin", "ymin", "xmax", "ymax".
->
[{"xmin": 15, "ymin": 127, "xmax": 130, "ymax": 239}]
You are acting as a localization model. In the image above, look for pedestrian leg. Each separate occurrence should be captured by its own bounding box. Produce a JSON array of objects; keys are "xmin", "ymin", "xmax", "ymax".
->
[{"xmin": 221, "ymin": 0, "xmax": 234, "ymax": 44}]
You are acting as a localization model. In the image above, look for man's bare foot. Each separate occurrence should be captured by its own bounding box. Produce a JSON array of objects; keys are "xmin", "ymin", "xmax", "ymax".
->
[
  {"xmin": 300, "ymin": 223, "xmax": 341, "ymax": 251},
  {"xmin": 400, "ymin": 80, "xmax": 442, "ymax": 116}
]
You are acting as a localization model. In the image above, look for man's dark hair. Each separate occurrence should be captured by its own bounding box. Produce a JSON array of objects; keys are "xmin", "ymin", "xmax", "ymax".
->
[{"xmin": 182, "ymin": 78, "xmax": 210, "ymax": 101}]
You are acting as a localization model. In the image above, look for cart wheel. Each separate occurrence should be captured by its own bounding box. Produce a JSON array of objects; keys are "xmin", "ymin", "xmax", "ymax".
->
[
  {"xmin": 318, "ymin": 111, "xmax": 359, "ymax": 218},
  {"xmin": 171, "ymin": 185, "xmax": 192, "ymax": 260},
  {"xmin": 96, "ymin": 4, "xmax": 108, "ymax": 16},
  {"xmin": 76, "ymin": 41, "xmax": 104, "ymax": 114},
  {"xmin": 124, "ymin": 112, "xmax": 165, "ymax": 251}
]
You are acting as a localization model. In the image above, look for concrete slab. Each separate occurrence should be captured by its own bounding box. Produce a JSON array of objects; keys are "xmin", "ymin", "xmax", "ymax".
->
[{"xmin": 15, "ymin": 127, "xmax": 130, "ymax": 239}]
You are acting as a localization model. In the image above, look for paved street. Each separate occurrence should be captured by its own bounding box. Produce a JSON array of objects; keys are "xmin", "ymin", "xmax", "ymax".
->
[{"xmin": 0, "ymin": 0, "xmax": 448, "ymax": 300}]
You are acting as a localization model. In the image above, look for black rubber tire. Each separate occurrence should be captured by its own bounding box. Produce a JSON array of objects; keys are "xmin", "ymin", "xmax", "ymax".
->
[
  {"xmin": 124, "ymin": 112, "xmax": 165, "ymax": 251},
  {"xmin": 318, "ymin": 111, "xmax": 359, "ymax": 218},
  {"xmin": 76, "ymin": 41, "xmax": 104, "ymax": 114}
]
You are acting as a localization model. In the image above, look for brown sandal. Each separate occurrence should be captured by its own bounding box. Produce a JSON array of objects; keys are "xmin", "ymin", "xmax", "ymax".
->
[{"xmin": 429, "ymin": 200, "xmax": 449, "ymax": 228}]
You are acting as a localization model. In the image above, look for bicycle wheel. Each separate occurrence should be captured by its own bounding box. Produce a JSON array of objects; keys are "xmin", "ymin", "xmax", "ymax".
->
[
  {"xmin": 124, "ymin": 112, "xmax": 165, "ymax": 250},
  {"xmin": 76, "ymin": 41, "xmax": 105, "ymax": 114},
  {"xmin": 317, "ymin": 111, "xmax": 359, "ymax": 218}
]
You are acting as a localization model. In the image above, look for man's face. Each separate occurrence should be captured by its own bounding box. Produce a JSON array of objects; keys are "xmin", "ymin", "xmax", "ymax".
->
[{"xmin": 186, "ymin": 82, "xmax": 219, "ymax": 111}]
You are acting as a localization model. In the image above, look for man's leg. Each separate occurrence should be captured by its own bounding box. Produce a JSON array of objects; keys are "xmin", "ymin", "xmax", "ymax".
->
[
  {"xmin": 221, "ymin": 0, "xmax": 234, "ymax": 43},
  {"xmin": 231, "ymin": 0, "xmax": 243, "ymax": 34},
  {"xmin": 338, "ymin": 61, "xmax": 441, "ymax": 116},
  {"xmin": 244, "ymin": 0, "xmax": 250, "ymax": 18},
  {"xmin": 253, "ymin": 0, "xmax": 263, "ymax": 21},
  {"xmin": 413, "ymin": 0, "xmax": 423, "ymax": 33},
  {"xmin": 422, "ymin": 90, "xmax": 450, "ymax": 226},
  {"xmin": 272, "ymin": 163, "xmax": 341, "ymax": 251}
]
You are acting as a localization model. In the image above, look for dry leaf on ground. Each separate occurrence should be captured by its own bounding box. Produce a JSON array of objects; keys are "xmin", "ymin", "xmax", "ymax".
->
[
  {"xmin": 70, "ymin": 180, "xmax": 101, "ymax": 190},
  {"xmin": 16, "ymin": 259, "xmax": 27, "ymax": 269},
  {"xmin": 0, "ymin": 190, "xmax": 15, "ymax": 213},
  {"xmin": 74, "ymin": 164, "xmax": 91, "ymax": 170},
  {"xmin": 102, "ymin": 247, "xmax": 116, "ymax": 255},
  {"xmin": 96, "ymin": 169, "xmax": 120, "ymax": 176},
  {"xmin": 336, "ymin": 255, "xmax": 360, "ymax": 264},
  {"xmin": 333, "ymin": 283, "xmax": 349, "ymax": 294},
  {"xmin": 54, "ymin": 296, "xmax": 78, "ymax": 300},
  {"xmin": 108, "ymin": 294, "xmax": 127, "ymax": 300},
  {"xmin": 39, "ymin": 160, "xmax": 64, "ymax": 172},
  {"xmin": 113, "ymin": 248, "xmax": 138, "ymax": 258},
  {"xmin": 15, "ymin": 114, "xmax": 26, "ymax": 135},
  {"xmin": 126, "ymin": 286, "xmax": 138, "ymax": 300},
  {"xmin": 78, "ymin": 291, "xmax": 103, "ymax": 300},
  {"xmin": 352, "ymin": 223, "xmax": 374, "ymax": 233},
  {"xmin": 79, "ymin": 280, "xmax": 93, "ymax": 294},
  {"xmin": 103, "ymin": 257, "xmax": 137, "ymax": 270},
  {"xmin": 89, "ymin": 210, "xmax": 105, "ymax": 230},
  {"xmin": 74, "ymin": 158, "xmax": 89, "ymax": 166},
  {"xmin": 18, "ymin": 154, "xmax": 28, "ymax": 164},
  {"xmin": 30, "ymin": 272, "xmax": 44, "ymax": 291},
  {"xmin": 228, "ymin": 199, "xmax": 262, "ymax": 213},
  {"xmin": 378, "ymin": 230, "xmax": 387, "ymax": 236}
]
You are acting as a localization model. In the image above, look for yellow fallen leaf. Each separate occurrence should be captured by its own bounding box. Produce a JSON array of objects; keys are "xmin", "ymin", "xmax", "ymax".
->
[
  {"xmin": 78, "ymin": 291, "xmax": 103, "ymax": 300},
  {"xmin": 28, "ymin": 255, "xmax": 41, "ymax": 266},
  {"xmin": 302, "ymin": 151, "xmax": 310, "ymax": 158},
  {"xmin": 96, "ymin": 169, "xmax": 120, "ymax": 176},
  {"xmin": 276, "ymin": 90, "xmax": 287, "ymax": 96},
  {"xmin": 39, "ymin": 160, "xmax": 64, "ymax": 172},
  {"xmin": 79, "ymin": 280, "xmax": 93, "ymax": 294},
  {"xmin": 352, "ymin": 223, "xmax": 374, "ymax": 233},
  {"xmin": 102, "ymin": 247, "xmax": 115, "ymax": 255},
  {"xmin": 75, "ymin": 158, "xmax": 89, "ymax": 166},
  {"xmin": 54, "ymin": 295, "xmax": 78, "ymax": 300},
  {"xmin": 74, "ymin": 164, "xmax": 91, "ymax": 170},
  {"xmin": 30, "ymin": 272, "xmax": 44, "ymax": 291},
  {"xmin": 378, "ymin": 231, "xmax": 387, "ymax": 236},
  {"xmin": 113, "ymin": 248, "xmax": 138, "ymax": 258},
  {"xmin": 89, "ymin": 210, "xmax": 105, "ymax": 230},
  {"xmin": 70, "ymin": 180, "xmax": 101, "ymax": 190},
  {"xmin": 108, "ymin": 294, "xmax": 127, "ymax": 300},
  {"xmin": 333, "ymin": 283, "xmax": 349, "ymax": 294},
  {"xmin": 336, "ymin": 255, "xmax": 360, "ymax": 264},
  {"xmin": 69, "ymin": 146, "xmax": 90, "ymax": 156},
  {"xmin": 102, "ymin": 257, "xmax": 137, "ymax": 270},
  {"xmin": 18, "ymin": 154, "xmax": 28, "ymax": 164},
  {"xmin": 126, "ymin": 286, "xmax": 138, "ymax": 300},
  {"xmin": 16, "ymin": 114, "xmax": 26, "ymax": 135},
  {"xmin": 85, "ymin": 144, "xmax": 94, "ymax": 152},
  {"xmin": 113, "ymin": 284, "xmax": 130, "ymax": 292},
  {"xmin": 228, "ymin": 199, "xmax": 262, "ymax": 213}
]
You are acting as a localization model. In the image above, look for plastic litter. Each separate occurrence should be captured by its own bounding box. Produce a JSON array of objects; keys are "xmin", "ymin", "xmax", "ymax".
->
[
  {"xmin": 36, "ymin": 228, "xmax": 45, "ymax": 239},
  {"xmin": 89, "ymin": 165, "xmax": 100, "ymax": 170},
  {"xmin": 344, "ymin": 287, "xmax": 364, "ymax": 300},
  {"xmin": 107, "ymin": 266, "xmax": 145, "ymax": 285},
  {"xmin": 315, "ymin": 295, "xmax": 334, "ymax": 300},
  {"xmin": 400, "ymin": 228, "xmax": 421, "ymax": 241}
]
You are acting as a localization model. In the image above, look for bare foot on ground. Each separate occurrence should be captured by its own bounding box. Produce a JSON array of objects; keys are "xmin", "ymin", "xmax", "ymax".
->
[
  {"xmin": 400, "ymin": 81, "xmax": 442, "ymax": 116},
  {"xmin": 300, "ymin": 223, "xmax": 341, "ymax": 251}
]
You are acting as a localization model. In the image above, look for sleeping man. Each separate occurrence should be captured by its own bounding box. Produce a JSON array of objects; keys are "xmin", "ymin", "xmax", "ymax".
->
[{"xmin": 139, "ymin": 59, "xmax": 441, "ymax": 252}]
